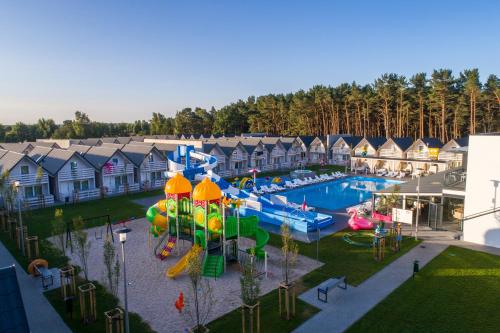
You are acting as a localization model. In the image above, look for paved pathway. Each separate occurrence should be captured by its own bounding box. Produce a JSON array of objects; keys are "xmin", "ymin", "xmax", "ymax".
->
[
  {"xmin": 294, "ymin": 241, "xmax": 448, "ymax": 333},
  {"xmin": 0, "ymin": 242, "xmax": 72, "ymax": 333}
]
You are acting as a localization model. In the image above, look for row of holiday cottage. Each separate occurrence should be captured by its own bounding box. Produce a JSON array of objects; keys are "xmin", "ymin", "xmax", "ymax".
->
[{"xmin": 1, "ymin": 135, "xmax": 467, "ymax": 209}]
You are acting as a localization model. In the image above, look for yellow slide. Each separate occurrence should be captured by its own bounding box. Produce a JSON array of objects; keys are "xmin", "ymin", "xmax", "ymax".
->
[{"xmin": 166, "ymin": 244, "xmax": 202, "ymax": 279}]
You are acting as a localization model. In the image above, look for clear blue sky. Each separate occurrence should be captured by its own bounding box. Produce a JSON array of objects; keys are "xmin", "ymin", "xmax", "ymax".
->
[{"xmin": 1, "ymin": 0, "xmax": 499, "ymax": 124}]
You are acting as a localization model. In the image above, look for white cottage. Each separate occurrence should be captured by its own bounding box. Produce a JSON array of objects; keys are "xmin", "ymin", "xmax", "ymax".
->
[
  {"xmin": 260, "ymin": 138, "xmax": 286, "ymax": 169},
  {"xmin": 0, "ymin": 150, "xmax": 54, "ymax": 209},
  {"xmin": 241, "ymin": 138, "xmax": 268, "ymax": 170},
  {"xmin": 280, "ymin": 137, "xmax": 306, "ymax": 168},
  {"xmin": 330, "ymin": 136, "xmax": 363, "ymax": 166},
  {"xmin": 84, "ymin": 146, "xmax": 139, "ymax": 195},
  {"xmin": 39, "ymin": 148, "xmax": 99, "ymax": 202},
  {"xmin": 202, "ymin": 142, "xmax": 229, "ymax": 177},
  {"xmin": 121, "ymin": 145, "xmax": 167, "ymax": 190}
]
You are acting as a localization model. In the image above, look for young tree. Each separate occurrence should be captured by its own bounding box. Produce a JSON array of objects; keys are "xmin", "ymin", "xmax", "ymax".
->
[
  {"xmin": 281, "ymin": 223, "xmax": 298, "ymax": 286},
  {"xmin": 73, "ymin": 217, "xmax": 91, "ymax": 281},
  {"xmin": 103, "ymin": 238, "xmax": 120, "ymax": 296},
  {"xmin": 181, "ymin": 250, "xmax": 215, "ymax": 333},
  {"xmin": 51, "ymin": 208, "xmax": 66, "ymax": 254},
  {"xmin": 240, "ymin": 252, "xmax": 261, "ymax": 306}
]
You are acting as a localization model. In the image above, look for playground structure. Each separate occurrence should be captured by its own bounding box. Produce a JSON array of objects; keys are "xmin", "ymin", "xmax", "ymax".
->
[
  {"xmin": 165, "ymin": 144, "xmax": 334, "ymax": 233},
  {"xmin": 146, "ymin": 173, "xmax": 270, "ymax": 279}
]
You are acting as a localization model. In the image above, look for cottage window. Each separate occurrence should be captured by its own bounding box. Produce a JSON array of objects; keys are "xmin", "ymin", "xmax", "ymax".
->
[
  {"xmin": 70, "ymin": 161, "xmax": 78, "ymax": 171},
  {"xmin": 112, "ymin": 158, "xmax": 119, "ymax": 165},
  {"xmin": 21, "ymin": 165, "xmax": 29, "ymax": 175},
  {"xmin": 148, "ymin": 153, "xmax": 154, "ymax": 162},
  {"xmin": 24, "ymin": 186, "xmax": 34, "ymax": 198}
]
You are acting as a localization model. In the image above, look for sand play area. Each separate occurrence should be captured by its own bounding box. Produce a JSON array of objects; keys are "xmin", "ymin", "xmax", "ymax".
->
[{"xmin": 56, "ymin": 218, "xmax": 321, "ymax": 333}]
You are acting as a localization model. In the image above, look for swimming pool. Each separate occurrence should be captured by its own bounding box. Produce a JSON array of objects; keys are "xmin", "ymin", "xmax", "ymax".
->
[{"xmin": 280, "ymin": 176, "xmax": 402, "ymax": 210}]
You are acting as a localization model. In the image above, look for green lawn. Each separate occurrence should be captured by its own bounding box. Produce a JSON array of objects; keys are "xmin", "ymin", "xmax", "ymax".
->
[
  {"xmin": 21, "ymin": 189, "xmax": 161, "ymax": 239},
  {"xmin": 347, "ymin": 246, "xmax": 500, "ymax": 333},
  {"xmin": 208, "ymin": 230, "xmax": 421, "ymax": 332}
]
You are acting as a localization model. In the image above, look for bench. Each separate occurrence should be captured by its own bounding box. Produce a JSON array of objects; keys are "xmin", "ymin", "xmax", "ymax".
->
[
  {"xmin": 317, "ymin": 276, "xmax": 347, "ymax": 303},
  {"xmin": 35, "ymin": 265, "xmax": 54, "ymax": 290}
]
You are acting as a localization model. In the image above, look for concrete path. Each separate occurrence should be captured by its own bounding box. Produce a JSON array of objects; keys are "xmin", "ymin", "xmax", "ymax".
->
[
  {"xmin": 0, "ymin": 241, "xmax": 72, "ymax": 333},
  {"xmin": 294, "ymin": 241, "xmax": 448, "ymax": 333}
]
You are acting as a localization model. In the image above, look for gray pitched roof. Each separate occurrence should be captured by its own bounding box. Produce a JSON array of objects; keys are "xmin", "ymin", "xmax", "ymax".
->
[
  {"xmin": 67, "ymin": 144, "xmax": 92, "ymax": 155},
  {"xmin": 28, "ymin": 141, "xmax": 61, "ymax": 148},
  {"xmin": 392, "ymin": 137, "xmax": 414, "ymax": 151},
  {"xmin": 100, "ymin": 143, "xmax": 126, "ymax": 149},
  {"xmin": 27, "ymin": 146, "xmax": 53, "ymax": 163},
  {"xmin": 121, "ymin": 145, "xmax": 165, "ymax": 167},
  {"xmin": 208, "ymin": 139, "xmax": 246, "ymax": 156},
  {"xmin": 0, "ymin": 151, "xmax": 33, "ymax": 173},
  {"xmin": 84, "ymin": 146, "xmax": 126, "ymax": 169},
  {"xmin": 100, "ymin": 137, "xmax": 119, "ymax": 143},
  {"xmin": 421, "ymin": 137, "xmax": 443, "ymax": 148},
  {"xmin": 341, "ymin": 136, "xmax": 363, "ymax": 147},
  {"xmin": 153, "ymin": 143, "xmax": 178, "ymax": 153},
  {"xmin": 0, "ymin": 265, "xmax": 30, "ymax": 333},
  {"xmin": 455, "ymin": 137, "xmax": 469, "ymax": 147},
  {"xmin": 130, "ymin": 136, "xmax": 145, "ymax": 142},
  {"xmin": 0, "ymin": 143, "xmax": 34, "ymax": 154},
  {"xmin": 128, "ymin": 141, "xmax": 154, "ymax": 147},
  {"xmin": 116, "ymin": 137, "xmax": 132, "ymax": 144},
  {"xmin": 0, "ymin": 149, "xmax": 8, "ymax": 159},
  {"xmin": 365, "ymin": 137, "xmax": 387, "ymax": 150},
  {"xmin": 39, "ymin": 148, "xmax": 80, "ymax": 175},
  {"xmin": 79, "ymin": 138, "xmax": 102, "ymax": 146}
]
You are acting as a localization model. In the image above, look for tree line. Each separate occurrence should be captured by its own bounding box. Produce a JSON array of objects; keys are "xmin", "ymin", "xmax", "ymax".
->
[{"xmin": 1, "ymin": 69, "xmax": 498, "ymax": 143}]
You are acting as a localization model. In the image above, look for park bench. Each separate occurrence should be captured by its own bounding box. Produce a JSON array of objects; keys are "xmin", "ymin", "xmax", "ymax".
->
[
  {"xmin": 317, "ymin": 276, "xmax": 347, "ymax": 303},
  {"xmin": 35, "ymin": 265, "xmax": 54, "ymax": 290}
]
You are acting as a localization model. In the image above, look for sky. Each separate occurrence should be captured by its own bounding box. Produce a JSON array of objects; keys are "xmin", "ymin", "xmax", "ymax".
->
[{"xmin": 1, "ymin": 0, "xmax": 499, "ymax": 124}]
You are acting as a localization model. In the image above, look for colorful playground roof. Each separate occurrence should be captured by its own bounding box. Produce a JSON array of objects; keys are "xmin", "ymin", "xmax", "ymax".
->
[
  {"xmin": 193, "ymin": 177, "xmax": 221, "ymax": 201},
  {"xmin": 165, "ymin": 172, "xmax": 192, "ymax": 194}
]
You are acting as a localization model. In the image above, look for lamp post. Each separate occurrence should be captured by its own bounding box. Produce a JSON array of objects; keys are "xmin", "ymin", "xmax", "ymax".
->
[
  {"xmin": 14, "ymin": 181, "xmax": 25, "ymax": 256},
  {"xmin": 414, "ymin": 168, "xmax": 423, "ymax": 241},
  {"xmin": 116, "ymin": 227, "xmax": 131, "ymax": 333}
]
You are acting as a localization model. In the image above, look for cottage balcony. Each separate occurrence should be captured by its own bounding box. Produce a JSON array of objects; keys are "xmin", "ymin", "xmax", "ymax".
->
[
  {"xmin": 21, "ymin": 194, "xmax": 54, "ymax": 209},
  {"xmin": 58, "ymin": 168, "xmax": 95, "ymax": 182},
  {"xmin": 102, "ymin": 164, "xmax": 135, "ymax": 176},
  {"xmin": 332, "ymin": 147, "xmax": 351, "ymax": 155},
  {"xmin": 61, "ymin": 189, "xmax": 100, "ymax": 202},
  {"xmin": 9, "ymin": 173, "xmax": 49, "ymax": 186},
  {"xmin": 106, "ymin": 183, "xmax": 140, "ymax": 195},
  {"xmin": 141, "ymin": 161, "xmax": 167, "ymax": 172},
  {"xmin": 378, "ymin": 148, "xmax": 403, "ymax": 159},
  {"xmin": 406, "ymin": 151, "xmax": 431, "ymax": 160}
]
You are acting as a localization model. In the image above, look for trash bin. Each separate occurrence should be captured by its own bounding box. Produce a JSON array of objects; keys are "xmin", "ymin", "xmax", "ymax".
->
[{"xmin": 413, "ymin": 260, "xmax": 419, "ymax": 277}]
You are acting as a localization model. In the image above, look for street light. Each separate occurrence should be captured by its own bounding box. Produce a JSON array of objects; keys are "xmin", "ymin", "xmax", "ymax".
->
[
  {"xmin": 116, "ymin": 227, "xmax": 131, "ymax": 333},
  {"xmin": 13, "ymin": 181, "xmax": 25, "ymax": 256},
  {"xmin": 414, "ymin": 168, "xmax": 423, "ymax": 241}
]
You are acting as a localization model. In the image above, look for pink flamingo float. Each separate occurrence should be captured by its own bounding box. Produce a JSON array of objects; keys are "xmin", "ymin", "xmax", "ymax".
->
[{"xmin": 347, "ymin": 208, "xmax": 374, "ymax": 230}]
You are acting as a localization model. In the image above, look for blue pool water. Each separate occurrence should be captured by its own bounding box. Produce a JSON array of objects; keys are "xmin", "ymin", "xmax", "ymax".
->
[{"xmin": 281, "ymin": 176, "xmax": 401, "ymax": 210}]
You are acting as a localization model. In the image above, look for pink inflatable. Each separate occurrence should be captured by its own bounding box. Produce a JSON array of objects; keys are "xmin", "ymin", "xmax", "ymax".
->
[
  {"xmin": 347, "ymin": 208, "xmax": 374, "ymax": 230},
  {"xmin": 372, "ymin": 211, "xmax": 392, "ymax": 223}
]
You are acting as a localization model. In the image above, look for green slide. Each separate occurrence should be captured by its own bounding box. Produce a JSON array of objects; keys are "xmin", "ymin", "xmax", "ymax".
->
[
  {"xmin": 202, "ymin": 255, "xmax": 224, "ymax": 278},
  {"xmin": 253, "ymin": 227, "xmax": 269, "ymax": 259}
]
